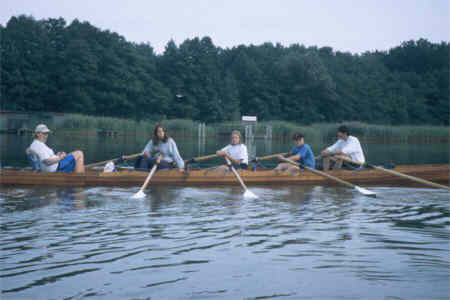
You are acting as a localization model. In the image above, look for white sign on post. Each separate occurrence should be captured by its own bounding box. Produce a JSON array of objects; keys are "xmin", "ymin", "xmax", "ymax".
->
[{"xmin": 242, "ymin": 116, "xmax": 257, "ymax": 122}]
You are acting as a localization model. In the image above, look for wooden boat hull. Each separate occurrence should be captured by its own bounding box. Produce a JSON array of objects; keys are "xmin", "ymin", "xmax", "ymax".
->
[{"xmin": 1, "ymin": 164, "xmax": 449, "ymax": 188}]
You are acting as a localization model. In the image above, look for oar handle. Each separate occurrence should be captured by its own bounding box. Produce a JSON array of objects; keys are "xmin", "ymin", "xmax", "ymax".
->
[
  {"xmin": 252, "ymin": 152, "xmax": 289, "ymax": 162},
  {"xmin": 339, "ymin": 157, "xmax": 450, "ymax": 190},
  {"xmin": 86, "ymin": 152, "xmax": 143, "ymax": 168},
  {"xmin": 186, "ymin": 153, "xmax": 220, "ymax": 163}
]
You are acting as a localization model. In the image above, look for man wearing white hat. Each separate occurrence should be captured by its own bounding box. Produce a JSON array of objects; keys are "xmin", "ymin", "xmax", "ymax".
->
[{"xmin": 28, "ymin": 124, "xmax": 85, "ymax": 173}]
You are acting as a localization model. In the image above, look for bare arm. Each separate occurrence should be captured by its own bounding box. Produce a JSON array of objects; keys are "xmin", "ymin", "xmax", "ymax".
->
[
  {"xmin": 43, "ymin": 153, "xmax": 66, "ymax": 166},
  {"xmin": 286, "ymin": 154, "xmax": 301, "ymax": 161},
  {"xmin": 216, "ymin": 151, "xmax": 241, "ymax": 165}
]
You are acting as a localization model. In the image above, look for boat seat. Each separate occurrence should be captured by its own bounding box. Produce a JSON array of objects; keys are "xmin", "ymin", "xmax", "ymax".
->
[{"xmin": 25, "ymin": 147, "xmax": 41, "ymax": 172}]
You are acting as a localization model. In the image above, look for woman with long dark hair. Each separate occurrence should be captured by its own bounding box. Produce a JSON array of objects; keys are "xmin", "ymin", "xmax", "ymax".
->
[{"xmin": 135, "ymin": 124, "xmax": 184, "ymax": 172}]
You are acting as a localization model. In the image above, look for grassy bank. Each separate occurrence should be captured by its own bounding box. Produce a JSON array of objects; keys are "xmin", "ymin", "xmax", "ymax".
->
[
  {"xmin": 20, "ymin": 113, "xmax": 449, "ymax": 143},
  {"xmin": 212, "ymin": 120, "xmax": 449, "ymax": 143},
  {"xmin": 52, "ymin": 114, "xmax": 199, "ymax": 137}
]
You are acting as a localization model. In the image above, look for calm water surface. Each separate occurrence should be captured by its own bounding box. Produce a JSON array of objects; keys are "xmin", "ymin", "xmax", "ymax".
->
[
  {"xmin": 1, "ymin": 135, "xmax": 449, "ymax": 299},
  {"xmin": 1, "ymin": 134, "xmax": 449, "ymax": 167}
]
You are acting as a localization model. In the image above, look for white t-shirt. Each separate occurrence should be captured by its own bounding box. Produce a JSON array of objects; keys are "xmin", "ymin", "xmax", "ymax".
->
[
  {"xmin": 29, "ymin": 139, "xmax": 58, "ymax": 172},
  {"xmin": 220, "ymin": 144, "xmax": 249, "ymax": 164},
  {"xmin": 327, "ymin": 135, "xmax": 365, "ymax": 163}
]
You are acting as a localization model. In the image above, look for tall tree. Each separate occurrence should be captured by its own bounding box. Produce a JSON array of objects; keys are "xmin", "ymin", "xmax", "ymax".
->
[{"xmin": 1, "ymin": 15, "xmax": 448, "ymax": 125}]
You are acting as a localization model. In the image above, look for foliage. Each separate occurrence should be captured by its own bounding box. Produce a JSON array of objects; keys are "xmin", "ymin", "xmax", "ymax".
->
[{"xmin": 1, "ymin": 15, "xmax": 448, "ymax": 125}]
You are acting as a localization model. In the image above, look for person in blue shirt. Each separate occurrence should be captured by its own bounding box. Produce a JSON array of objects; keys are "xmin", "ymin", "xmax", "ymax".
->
[{"xmin": 275, "ymin": 132, "xmax": 315, "ymax": 170}]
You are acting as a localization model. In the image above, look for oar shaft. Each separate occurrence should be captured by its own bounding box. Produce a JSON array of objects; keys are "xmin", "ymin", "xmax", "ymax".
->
[
  {"xmin": 374, "ymin": 166, "xmax": 449, "ymax": 189},
  {"xmin": 225, "ymin": 158, "xmax": 248, "ymax": 190},
  {"xmin": 86, "ymin": 152, "xmax": 143, "ymax": 168},
  {"xmin": 139, "ymin": 164, "xmax": 158, "ymax": 192},
  {"xmin": 86, "ymin": 160, "xmax": 113, "ymax": 168},
  {"xmin": 280, "ymin": 157, "xmax": 355, "ymax": 189},
  {"xmin": 230, "ymin": 166, "xmax": 249, "ymax": 190},
  {"xmin": 339, "ymin": 157, "xmax": 450, "ymax": 190},
  {"xmin": 186, "ymin": 153, "xmax": 219, "ymax": 163},
  {"xmin": 255, "ymin": 153, "xmax": 289, "ymax": 162}
]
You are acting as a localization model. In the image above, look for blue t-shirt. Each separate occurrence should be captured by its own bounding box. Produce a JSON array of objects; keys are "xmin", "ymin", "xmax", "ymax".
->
[{"xmin": 291, "ymin": 144, "xmax": 315, "ymax": 169}]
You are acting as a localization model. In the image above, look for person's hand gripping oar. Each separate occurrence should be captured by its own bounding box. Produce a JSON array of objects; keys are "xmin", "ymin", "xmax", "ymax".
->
[
  {"xmin": 225, "ymin": 157, "xmax": 258, "ymax": 199},
  {"xmin": 131, "ymin": 154, "xmax": 162, "ymax": 199}
]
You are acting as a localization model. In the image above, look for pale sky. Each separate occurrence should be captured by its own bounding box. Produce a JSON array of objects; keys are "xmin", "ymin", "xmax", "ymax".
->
[{"xmin": 1, "ymin": 0, "xmax": 448, "ymax": 54}]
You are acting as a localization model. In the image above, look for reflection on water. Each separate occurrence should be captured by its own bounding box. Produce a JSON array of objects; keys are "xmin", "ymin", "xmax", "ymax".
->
[
  {"xmin": 1, "ymin": 134, "xmax": 449, "ymax": 168},
  {"xmin": 1, "ymin": 187, "xmax": 92, "ymax": 213},
  {"xmin": 0, "ymin": 185, "xmax": 449, "ymax": 299}
]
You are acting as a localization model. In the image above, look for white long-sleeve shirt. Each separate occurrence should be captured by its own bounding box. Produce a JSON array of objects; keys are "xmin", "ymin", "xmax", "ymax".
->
[{"xmin": 327, "ymin": 135, "xmax": 365, "ymax": 163}]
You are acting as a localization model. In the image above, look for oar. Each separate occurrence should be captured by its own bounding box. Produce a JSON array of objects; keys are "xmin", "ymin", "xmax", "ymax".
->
[
  {"xmin": 339, "ymin": 156, "xmax": 450, "ymax": 190},
  {"xmin": 86, "ymin": 152, "xmax": 143, "ymax": 168},
  {"xmin": 131, "ymin": 162, "xmax": 159, "ymax": 199},
  {"xmin": 225, "ymin": 157, "xmax": 258, "ymax": 199},
  {"xmin": 280, "ymin": 157, "xmax": 376, "ymax": 197},
  {"xmin": 185, "ymin": 153, "xmax": 219, "ymax": 164},
  {"xmin": 252, "ymin": 152, "xmax": 289, "ymax": 162}
]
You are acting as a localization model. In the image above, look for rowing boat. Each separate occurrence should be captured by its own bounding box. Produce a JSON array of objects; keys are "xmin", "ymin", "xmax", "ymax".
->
[{"xmin": 1, "ymin": 164, "xmax": 448, "ymax": 187}]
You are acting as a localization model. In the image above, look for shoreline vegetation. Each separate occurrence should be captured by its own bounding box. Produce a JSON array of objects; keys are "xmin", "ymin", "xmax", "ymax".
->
[
  {"xmin": 2, "ymin": 16, "xmax": 449, "ymax": 127},
  {"xmin": 6, "ymin": 113, "xmax": 448, "ymax": 144}
]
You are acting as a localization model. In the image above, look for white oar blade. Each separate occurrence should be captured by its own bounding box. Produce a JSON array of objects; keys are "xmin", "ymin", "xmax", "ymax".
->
[
  {"xmin": 244, "ymin": 189, "xmax": 258, "ymax": 199},
  {"xmin": 355, "ymin": 186, "xmax": 376, "ymax": 197},
  {"xmin": 131, "ymin": 190, "xmax": 146, "ymax": 199}
]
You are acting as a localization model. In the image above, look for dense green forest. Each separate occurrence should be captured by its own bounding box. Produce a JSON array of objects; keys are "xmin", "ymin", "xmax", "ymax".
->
[{"xmin": 1, "ymin": 15, "xmax": 448, "ymax": 125}]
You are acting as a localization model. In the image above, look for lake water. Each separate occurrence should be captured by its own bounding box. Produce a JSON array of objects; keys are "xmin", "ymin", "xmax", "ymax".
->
[
  {"xmin": 1, "ymin": 134, "xmax": 449, "ymax": 299},
  {"xmin": 1, "ymin": 134, "xmax": 449, "ymax": 167}
]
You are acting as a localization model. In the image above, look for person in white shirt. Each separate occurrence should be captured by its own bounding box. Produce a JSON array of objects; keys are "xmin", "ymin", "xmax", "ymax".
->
[
  {"xmin": 216, "ymin": 130, "xmax": 248, "ymax": 172},
  {"xmin": 28, "ymin": 124, "xmax": 85, "ymax": 173},
  {"xmin": 320, "ymin": 125, "xmax": 365, "ymax": 171}
]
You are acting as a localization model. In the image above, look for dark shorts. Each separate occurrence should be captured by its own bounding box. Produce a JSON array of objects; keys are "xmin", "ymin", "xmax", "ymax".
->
[
  {"xmin": 134, "ymin": 156, "xmax": 175, "ymax": 171},
  {"xmin": 315, "ymin": 160, "xmax": 360, "ymax": 171},
  {"xmin": 57, "ymin": 154, "xmax": 76, "ymax": 172}
]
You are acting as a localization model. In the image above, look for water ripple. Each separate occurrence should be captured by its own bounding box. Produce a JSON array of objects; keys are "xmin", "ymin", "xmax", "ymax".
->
[{"xmin": 0, "ymin": 185, "xmax": 448, "ymax": 299}]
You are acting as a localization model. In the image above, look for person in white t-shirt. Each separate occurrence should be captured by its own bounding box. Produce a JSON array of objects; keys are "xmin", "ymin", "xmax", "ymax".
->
[
  {"xmin": 320, "ymin": 125, "xmax": 365, "ymax": 171},
  {"xmin": 215, "ymin": 130, "xmax": 248, "ymax": 172},
  {"xmin": 27, "ymin": 124, "xmax": 85, "ymax": 173}
]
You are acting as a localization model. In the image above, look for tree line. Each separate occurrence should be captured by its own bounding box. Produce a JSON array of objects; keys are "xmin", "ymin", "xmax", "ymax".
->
[{"xmin": 1, "ymin": 15, "xmax": 448, "ymax": 125}]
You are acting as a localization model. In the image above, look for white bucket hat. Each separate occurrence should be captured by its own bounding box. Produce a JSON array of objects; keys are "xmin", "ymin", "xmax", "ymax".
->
[{"xmin": 34, "ymin": 124, "xmax": 51, "ymax": 133}]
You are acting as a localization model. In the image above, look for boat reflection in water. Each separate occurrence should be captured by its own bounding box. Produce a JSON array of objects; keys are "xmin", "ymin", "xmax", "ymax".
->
[{"xmin": 56, "ymin": 188, "xmax": 87, "ymax": 211}]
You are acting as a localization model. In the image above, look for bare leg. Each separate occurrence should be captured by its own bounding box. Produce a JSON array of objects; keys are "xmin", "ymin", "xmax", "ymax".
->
[
  {"xmin": 212, "ymin": 165, "xmax": 230, "ymax": 174},
  {"xmin": 275, "ymin": 163, "xmax": 300, "ymax": 173},
  {"xmin": 331, "ymin": 154, "xmax": 351, "ymax": 170},
  {"xmin": 333, "ymin": 158, "xmax": 343, "ymax": 170},
  {"xmin": 70, "ymin": 150, "xmax": 85, "ymax": 173},
  {"xmin": 275, "ymin": 163, "xmax": 291, "ymax": 170}
]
